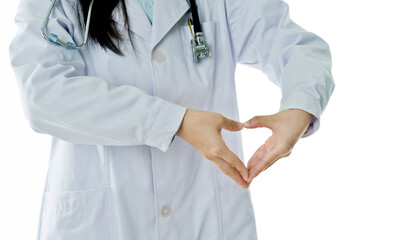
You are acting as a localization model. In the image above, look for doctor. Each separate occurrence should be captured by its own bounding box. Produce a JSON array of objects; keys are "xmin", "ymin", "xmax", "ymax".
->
[{"xmin": 9, "ymin": 0, "xmax": 335, "ymax": 239}]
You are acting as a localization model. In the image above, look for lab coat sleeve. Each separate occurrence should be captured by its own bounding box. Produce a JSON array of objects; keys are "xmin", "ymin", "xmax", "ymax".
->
[
  {"xmin": 225, "ymin": 0, "xmax": 335, "ymax": 137},
  {"xmin": 8, "ymin": 0, "xmax": 187, "ymax": 152}
]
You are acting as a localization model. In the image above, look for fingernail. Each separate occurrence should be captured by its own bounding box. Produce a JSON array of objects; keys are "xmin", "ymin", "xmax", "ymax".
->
[{"xmin": 244, "ymin": 122, "xmax": 249, "ymax": 127}]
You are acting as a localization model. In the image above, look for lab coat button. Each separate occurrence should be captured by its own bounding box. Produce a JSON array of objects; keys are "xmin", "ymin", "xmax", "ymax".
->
[
  {"xmin": 161, "ymin": 205, "xmax": 172, "ymax": 217},
  {"xmin": 153, "ymin": 51, "xmax": 166, "ymax": 63}
]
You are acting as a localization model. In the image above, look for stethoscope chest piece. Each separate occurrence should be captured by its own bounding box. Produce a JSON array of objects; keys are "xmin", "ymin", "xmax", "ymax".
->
[
  {"xmin": 187, "ymin": 21, "xmax": 211, "ymax": 63},
  {"xmin": 187, "ymin": 0, "xmax": 211, "ymax": 63}
]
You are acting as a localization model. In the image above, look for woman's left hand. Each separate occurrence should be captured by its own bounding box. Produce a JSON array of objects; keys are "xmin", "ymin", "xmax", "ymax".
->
[{"xmin": 243, "ymin": 109, "xmax": 314, "ymax": 183}]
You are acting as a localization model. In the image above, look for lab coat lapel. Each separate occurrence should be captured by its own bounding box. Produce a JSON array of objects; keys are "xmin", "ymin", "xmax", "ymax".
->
[
  {"xmin": 111, "ymin": 0, "xmax": 152, "ymax": 43},
  {"xmin": 150, "ymin": 0, "xmax": 190, "ymax": 49},
  {"xmin": 112, "ymin": 0, "xmax": 190, "ymax": 50}
]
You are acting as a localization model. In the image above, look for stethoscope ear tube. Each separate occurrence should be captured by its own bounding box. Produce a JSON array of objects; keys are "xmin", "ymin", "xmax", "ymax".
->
[{"xmin": 41, "ymin": 0, "xmax": 95, "ymax": 49}]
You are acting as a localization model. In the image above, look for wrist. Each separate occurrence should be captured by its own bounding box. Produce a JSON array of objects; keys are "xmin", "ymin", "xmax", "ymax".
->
[
  {"xmin": 176, "ymin": 109, "xmax": 190, "ymax": 139},
  {"xmin": 293, "ymin": 108, "xmax": 314, "ymax": 123}
]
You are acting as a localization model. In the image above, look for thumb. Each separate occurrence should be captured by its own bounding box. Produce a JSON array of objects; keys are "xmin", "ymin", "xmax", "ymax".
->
[
  {"xmin": 222, "ymin": 117, "xmax": 244, "ymax": 132},
  {"xmin": 243, "ymin": 115, "xmax": 271, "ymax": 129}
]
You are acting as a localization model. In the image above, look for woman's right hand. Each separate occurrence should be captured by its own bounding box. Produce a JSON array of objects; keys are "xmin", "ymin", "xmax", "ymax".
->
[{"xmin": 176, "ymin": 109, "xmax": 249, "ymax": 189}]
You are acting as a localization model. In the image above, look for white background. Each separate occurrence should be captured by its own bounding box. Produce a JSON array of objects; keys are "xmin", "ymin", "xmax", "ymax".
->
[{"xmin": 1, "ymin": 0, "xmax": 407, "ymax": 239}]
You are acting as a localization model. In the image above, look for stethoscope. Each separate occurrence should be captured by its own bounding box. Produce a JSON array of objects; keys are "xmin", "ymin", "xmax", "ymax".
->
[
  {"xmin": 41, "ymin": 0, "xmax": 94, "ymax": 49},
  {"xmin": 41, "ymin": 0, "xmax": 210, "ymax": 63}
]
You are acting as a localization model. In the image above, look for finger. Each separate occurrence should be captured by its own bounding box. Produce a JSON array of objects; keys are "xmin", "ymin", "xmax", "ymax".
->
[
  {"xmin": 222, "ymin": 117, "xmax": 244, "ymax": 132},
  {"xmin": 217, "ymin": 143, "xmax": 249, "ymax": 182},
  {"xmin": 212, "ymin": 156, "xmax": 249, "ymax": 189},
  {"xmin": 246, "ymin": 144, "xmax": 267, "ymax": 170},
  {"xmin": 247, "ymin": 148, "xmax": 282, "ymax": 182},
  {"xmin": 247, "ymin": 180, "xmax": 252, "ymax": 188},
  {"xmin": 243, "ymin": 115, "xmax": 270, "ymax": 129}
]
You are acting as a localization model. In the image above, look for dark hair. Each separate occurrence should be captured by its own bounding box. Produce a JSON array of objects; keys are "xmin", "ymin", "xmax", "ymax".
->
[{"xmin": 76, "ymin": 0, "xmax": 135, "ymax": 56}]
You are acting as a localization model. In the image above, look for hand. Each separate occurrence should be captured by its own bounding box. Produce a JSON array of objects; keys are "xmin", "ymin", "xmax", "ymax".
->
[
  {"xmin": 176, "ymin": 109, "xmax": 250, "ymax": 189},
  {"xmin": 243, "ymin": 109, "xmax": 314, "ymax": 183}
]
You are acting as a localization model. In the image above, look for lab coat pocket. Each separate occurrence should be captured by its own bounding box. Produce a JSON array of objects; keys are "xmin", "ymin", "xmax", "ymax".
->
[
  {"xmin": 181, "ymin": 21, "xmax": 217, "ymax": 91},
  {"xmin": 40, "ymin": 187, "xmax": 112, "ymax": 240}
]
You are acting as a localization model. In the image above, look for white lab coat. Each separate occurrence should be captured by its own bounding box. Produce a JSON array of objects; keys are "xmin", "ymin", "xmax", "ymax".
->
[{"xmin": 8, "ymin": 0, "xmax": 335, "ymax": 239}]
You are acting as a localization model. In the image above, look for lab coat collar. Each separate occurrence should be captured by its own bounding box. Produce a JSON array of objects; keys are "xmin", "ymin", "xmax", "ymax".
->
[{"xmin": 112, "ymin": 0, "xmax": 190, "ymax": 51}]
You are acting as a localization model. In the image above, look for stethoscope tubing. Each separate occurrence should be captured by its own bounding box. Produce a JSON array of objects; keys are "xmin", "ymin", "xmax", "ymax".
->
[{"xmin": 41, "ymin": 0, "xmax": 95, "ymax": 49}]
